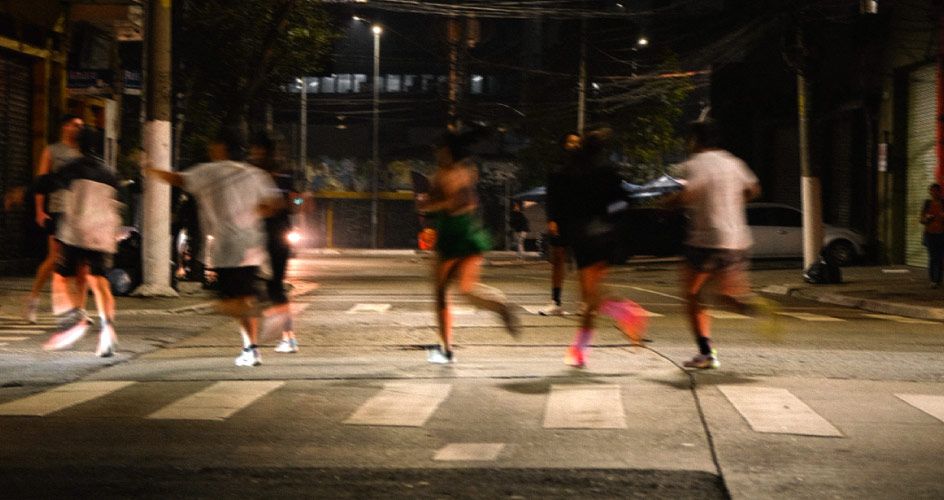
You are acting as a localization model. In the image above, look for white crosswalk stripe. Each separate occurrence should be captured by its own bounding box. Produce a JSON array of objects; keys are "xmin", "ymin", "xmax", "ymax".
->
[
  {"xmin": 543, "ymin": 384, "xmax": 627, "ymax": 429},
  {"xmin": 434, "ymin": 443, "xmax": 505, "ymax": 461},
  {"xmin": 708, "ymin": 310, "xmax": 751, "ymax": 320},
  {"xmin": 718, "ymin": 385, "xmax": 843, "ymax": 437},
  {"xmin": 147, "ymin": 381, "xmax": 285, "ymax": 421},
  {"xmin": 862, "ymin": 314, "xmax": 938, "ymax": 325},
  {"xmin": 896, "ymin": 394, "xmax": 944, "ymax": 424},
  {"xmin": 345, "ymin": 382, "xmax": 451, "ymax": 427},
  {"xmin": 346, "ymin": 303, "xmax": 392, "ymax": 314},
  {"xmin": 0, "ymin": 381, "xmax": 135, "ymax": 416}
]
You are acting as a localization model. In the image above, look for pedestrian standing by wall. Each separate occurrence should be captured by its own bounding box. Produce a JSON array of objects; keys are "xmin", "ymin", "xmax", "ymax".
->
[
  {"xmin": 146, "ymin": 129, "xmax": 282, "ymax": 367},
  {"xmin": 248, "ymin": 132, "xmax": 299, "ymax": 352},
  {"xmin": 920, "ymin": 183, "xmax": 944, "ymax": 288},
  {"xmin": 25, "ymin": 114, "xmax": 86, "ymax": 323},
  {"xmin": 39, "ymin": 127, "xmax": 122, "ymax": 357},
  {"xmin": 538, "ymin": 132, "xmax": 582, "ymax": 316},
  {"xmin": 420, "ymin": 127, "xmax": 520, "ymax": 364},
  {"xmin": 673, "ymin": 120, "xmax": 763, "ymax": 370},
  {"xmin": 555, "ymin": 128, "xmax": 648, "ymax": 369},
  {"xmin": 509, "ymin": 201, "xmax": 530, "ymax": 258}
]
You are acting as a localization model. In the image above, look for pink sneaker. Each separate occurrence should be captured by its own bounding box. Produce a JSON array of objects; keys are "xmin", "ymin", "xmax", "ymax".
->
[
  {"xmin": 601, "ymin": 299, "xmax": 648, "ymax": 344},
  {"xmin": 564, "ymin": 344, "xmax": 586, "ymax": 368},
  {"xmin": 43, "ymin": 320, "xmax": 90, "ymax": 351}
]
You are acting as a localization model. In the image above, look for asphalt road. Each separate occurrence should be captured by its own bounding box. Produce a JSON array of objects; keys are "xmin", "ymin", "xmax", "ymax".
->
[{"xmin": 1, "ymin": 254, "xmax": 942, "ymax": 499}]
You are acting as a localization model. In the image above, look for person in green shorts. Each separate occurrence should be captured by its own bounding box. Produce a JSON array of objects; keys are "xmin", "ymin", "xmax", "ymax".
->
[{"xmin": 419, "ymin": 127, "xmax": 520, "ymax": 363}]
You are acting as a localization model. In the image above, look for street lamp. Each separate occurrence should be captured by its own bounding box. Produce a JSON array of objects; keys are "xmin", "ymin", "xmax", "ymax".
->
[{"xmin": 354, "ymin": 16, "xmax": 383, "ymax": 248}]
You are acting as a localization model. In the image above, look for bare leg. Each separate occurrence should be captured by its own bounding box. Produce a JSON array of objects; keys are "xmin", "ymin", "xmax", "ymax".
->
[
  {"xmin": 433, "ymin": 258, "xmax": 461, "ymax": 352},
  {"xmin": 456, "ymin": 255, "xmax": 519, "ymax": 336},
  {"xmin": 550, "ymin": 245, "xmax": 567, "ymax": 290},
  {"xmin": 28, "ymin": 237, "xmax": 58, "ymax": 299}
]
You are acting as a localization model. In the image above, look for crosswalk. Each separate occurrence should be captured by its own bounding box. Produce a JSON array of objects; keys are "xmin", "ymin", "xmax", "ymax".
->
[
  {"xmin": 0, "ymin": 314, "xmax": 58, "ymax": 347},
  {"xmin": 1, "ymin": 379, "xmax": 941, "ymax": 447}
]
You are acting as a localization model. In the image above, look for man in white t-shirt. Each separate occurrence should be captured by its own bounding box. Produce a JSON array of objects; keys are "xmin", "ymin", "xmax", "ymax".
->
[
  {"xmin": 675, "ymin": 120, "xmax": 761, "ymax": 370},
  {"xmin": 146, "ymin": 130, "xmax": 282, "ymax": 367}
]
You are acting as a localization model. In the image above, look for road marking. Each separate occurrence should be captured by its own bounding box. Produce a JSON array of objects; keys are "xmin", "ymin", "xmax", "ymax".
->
[
  {"xmin": 544, "ymin": 384, "xmax": 627, "ymax": 429},
  {"xmin": 451, "ymin": 306, "xmax": 477, "ymax": 315},
  {"xmin": 0, "ymin": 381, "xmax": 136, "ymax": 417},
  {"xmin": 776, "ymin": 312, "xmax": 845, "ymax": 322},
  {"xmin": 0, "ymin": 336, "xmax": 29, "ymax": 342},
  {"xmin": 147, "ymin": 381, "xmax": 284, "ymax": 421},
  {"xmin": 708, "ymin": 310, "xmax": 750, "ymax": 320},
  {"xmin": 345, "ymin": 382, "xmax": 451, "ymax": 427},
  {"xmin": 434, "ymin": 443, "xmax": 505, "ymax": 461},
  {"xmin": 346, "ymin": 303, "xmax": 392, "ymax": 314},
  {"xmin": 862, "ymin": 314, "xmax": 938, "ymax": 325},
  {"xmin": 718, "ymin": 386, "xmax": 843, "ymax": 437},
  {"xmin": 0, "ymin": 330, "xmax": 46, "ymax": 335},
  {"xmin": 896, "ymin": 394, "xmax": 944, "ymax": 424},
  {"xmin": 629, "ymin": 286, "xmax": 685, "ymax": 302}
]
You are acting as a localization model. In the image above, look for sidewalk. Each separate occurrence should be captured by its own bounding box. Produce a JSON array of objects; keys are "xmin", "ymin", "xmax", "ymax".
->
[{"xmin": 752, "ymin": 264, "xmax": 944, "ymax": 321}]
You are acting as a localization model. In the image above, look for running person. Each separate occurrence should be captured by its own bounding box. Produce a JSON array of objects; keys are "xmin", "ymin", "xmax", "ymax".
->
[
  {"xmin": 248, "ymin": 132, "xmax": 298, "ymax": 353},
  {"xmin": 420, "ymin": 127, "xmax": 520, "ymax": 364},
  {"xmin": 556, "ymin": 128, "xmax": 647, "ymax": 369},
  {"xmin": 674, "ymin": 120, "xmax": 762, "ymax": 370},
  {"xmin": 539, "ymin": 132, "xmax": 581, "ymax": 316},
  {"xmin": 26, "ymin": 114, "xmax": 86, "ymax": 323},
  {"xmin": 39, "ymin": 127, "xmax": 122, "ymax": 357},
  {"xmin": 146, "ymin": 129, "xmax": 282, "ymax": 367}
]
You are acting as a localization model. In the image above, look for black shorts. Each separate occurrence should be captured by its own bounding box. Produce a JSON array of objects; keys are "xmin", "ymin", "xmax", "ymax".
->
[
  {"xmin": 548, "ymin": 233, "xmax": 570, "ymax": 248},
  {"xmin": 43, "ymin": 213, "xmax": 60, "ymax": 236},
  {"xmin": 56, "ymin": 244, "xmax": 113, "ymax": 277},
  {"xmin": 683, "ymin": 245, "xmax": 749, "ymax": 273},
  {"xmin": 215, "ymin": 266, "xmax": 261, "ymax": 299}
]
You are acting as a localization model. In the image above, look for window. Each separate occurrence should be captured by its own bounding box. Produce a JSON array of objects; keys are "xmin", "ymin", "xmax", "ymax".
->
[
  {"xmin": 320, "ymin": 75, "xmax": 337, "ymax": 93},
  {"xmin": 386, "ymin": 74, "xmax": 401, "ymax": 92},
  {"xmin": 404, "ymin": 74, "xmax": 417, "ymax": 93},
  {"xmin": 353, "ymin": 74, "xmax": 367, "ymax": 93},
  {"xmin": 470, "ymin": 74, "xmax": 484, "ymax": 94},
  {"xmin": 337, "ymin": 74, "xmax": 352, "ymax": 93},
  {"xmin": 770, "ymin": 207, "xmax": 802, "ymax": 227}
]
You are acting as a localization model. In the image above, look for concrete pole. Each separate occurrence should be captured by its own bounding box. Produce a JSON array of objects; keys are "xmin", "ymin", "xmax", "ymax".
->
[
  {"xmin": 577, "ymin": 17, "xmax": 587, "ymax": 134},
  {"xmin": 134, "ymin": 0, "xmax": 177, "ymax": 296},
  {"xmin": 299, "ymin": 77, "xmax": 307, "ymax": 180},
  {"xmin": 797, "ymin": 29, "xmax": 824, "ymax": 269},
  {"xmin": 370, "ymin": 28, "xmax": 381, "ymax": 248}
]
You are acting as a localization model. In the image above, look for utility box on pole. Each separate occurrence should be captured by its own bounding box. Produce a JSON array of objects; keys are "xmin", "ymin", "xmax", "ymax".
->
[{"xmin": 134, "ymin": 0, "xmax": 177, "ymax": 297}]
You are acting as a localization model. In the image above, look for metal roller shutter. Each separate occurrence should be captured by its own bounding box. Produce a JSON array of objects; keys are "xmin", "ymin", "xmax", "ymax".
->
[
  {"xmin": 0, "ymin": 53, "xmax": 34, "ymax": 264},
  {"xmin": 906, "ymin": 64, "xmax": 937, "ymax": 267}
]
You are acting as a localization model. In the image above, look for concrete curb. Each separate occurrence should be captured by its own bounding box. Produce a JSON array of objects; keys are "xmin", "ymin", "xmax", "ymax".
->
[{"xmin": 761, "ymin": 284, "xmax": 944, "ymax": 321}]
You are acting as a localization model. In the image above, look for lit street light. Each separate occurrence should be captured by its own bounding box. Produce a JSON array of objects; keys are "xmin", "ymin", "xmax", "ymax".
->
[{"xmin": 354, "ymin": 16, "xmax": 383, "ymax": 248}]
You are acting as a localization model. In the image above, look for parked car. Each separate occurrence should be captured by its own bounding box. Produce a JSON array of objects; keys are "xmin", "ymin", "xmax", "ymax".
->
[{"xmin": 514, "ymin": 182, "xmax": 866, "ymax": 266}]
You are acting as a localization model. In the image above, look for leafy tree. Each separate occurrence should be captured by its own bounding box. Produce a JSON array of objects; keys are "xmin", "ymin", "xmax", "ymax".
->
[{"xmin": 174, "ymin": 0, "xmax": 336, "ymax": 164}]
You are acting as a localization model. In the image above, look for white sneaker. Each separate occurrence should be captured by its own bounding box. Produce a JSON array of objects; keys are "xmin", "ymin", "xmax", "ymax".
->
[
  {"xmin": 538, "ymin": 303, "xmax": 563, "ymax": 316},
  {"xmin": 427, "ymin": 346, "xmax": 455, "ymax": 364},
  {"xmin": 95, "ymin": 324, "xmax": 117, "ymax": 358},
  {"xmin": 274, "ymin": 338, "xmax": 298, "ymax": 353},
  {"xmin": 235, "ymin": 347, "xmax": 262, "ymax": 367},
  {"xmin": 25, "ymin": 298, "xmax": 39, "ymax": 324}
]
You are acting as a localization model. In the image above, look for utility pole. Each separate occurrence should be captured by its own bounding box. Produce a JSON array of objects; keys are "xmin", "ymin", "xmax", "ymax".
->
[
  {"xmin": 576, "ymin": 17, "xmax": 587, "ymax": 134},
  {"xmin": 135, "ymin": 0, "xmax": 177, "ymax": 296},
  {"xmin": 447, "ymin": 16, "xmax": 463, "ymax": 126},
  {"xmin": 298, "ymin": 77, "xmax": 307, "ymax": 182},
  {"xmin": 371, "ymin": 25, "xmax": 382, "ymax": 248},
  {"xmin": 797, "ymin": 28, "xmax": 823, "ymax": 269}
]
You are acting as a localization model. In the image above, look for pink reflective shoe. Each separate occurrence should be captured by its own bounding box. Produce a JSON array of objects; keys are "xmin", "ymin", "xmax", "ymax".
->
[
  {"xmin": 564, "ymin": 344, "xmax": 586, "ymax": 368},
  {"xmin": 601, "ymin": 299, "xmax": 648, "ymax": 344},
  {"xmin": 43, "ymin": 320, "xmax": 90, "ymax": 351}
]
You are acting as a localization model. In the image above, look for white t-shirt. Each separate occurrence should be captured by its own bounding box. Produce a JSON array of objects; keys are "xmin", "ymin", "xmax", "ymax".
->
[
  {"xmin": 679, "ymin": 150, "xmax": 759, "ymax": 250},
  {"xmin": 181, "ymin": 161, "xmax": 278, "ymax": 269}
]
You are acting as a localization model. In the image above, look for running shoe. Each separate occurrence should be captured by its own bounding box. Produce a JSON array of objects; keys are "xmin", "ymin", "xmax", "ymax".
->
[
  {"xmin": 683, "ymin": 352, "xmax": 720, "ymax": 370},
  {"xmin": 43, "ymin": 319, "xmax": 90, "ymax": 351},
  {"xmin": 538, "ymin": 303, "xmax": 564, "ymax": 316},
  {"xmin": 25, "ymin": 298, "xmax": 39, "ymax": 324},
  {"xmin": 427, "ymin": 346, "xmax": 455, "ymax": 364},
  {"xmin": 274, "ymin": 338, "xmax": 299, "ymax": 353},
  {"xmin": 601, "ymin": 299, "xmax": 648, "ymax": 344},
  {"xmin": 564, "ymin": 344, "xmax": 586, "ymax": 369},
  {"xmin": 235, "ymin": 347, "xmax": 262, "ymax": 367},
  {"xmin": 95, "ymin": 323, "xmax": 117, "ymax": 358},
  {"xmin": 499, "ymin": 304, "xmax": 521, "ymax": 338}
]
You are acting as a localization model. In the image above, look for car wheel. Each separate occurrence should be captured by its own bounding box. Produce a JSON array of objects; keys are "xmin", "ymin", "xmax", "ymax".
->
[{"xmin": 826, "ymin": 239, "xmax": 856, "ymax": 266}]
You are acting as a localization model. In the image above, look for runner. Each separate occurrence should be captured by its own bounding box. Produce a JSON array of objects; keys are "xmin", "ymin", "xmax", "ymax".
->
[
  {"xmin": 555, "ymin": 128, "xmax": 647, "ymax": 369},
  {"xmin": 146, "ymin": 129, "xmax": 282, "ymax": 367},
  {"xmin": 26, "ymin": 114, "xmax": 87, "ymax": 324},
  {"xmin": 248, "ymin": 132, "xmax": 298, "ymax": 353},
  {"xmin": 420, "ymin": 127, "xmax": 520, "ymax": 364},
  {"xmin": 39, "ymin": 127, "xmax": 121, "ymax": 357},
  {"xmin": 673, "ymin": 119, "xmax": 762, "ymax": 370},
  {"xmin": 539, "ymin": 132, "xmax": 581, "ymax": 316}
]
